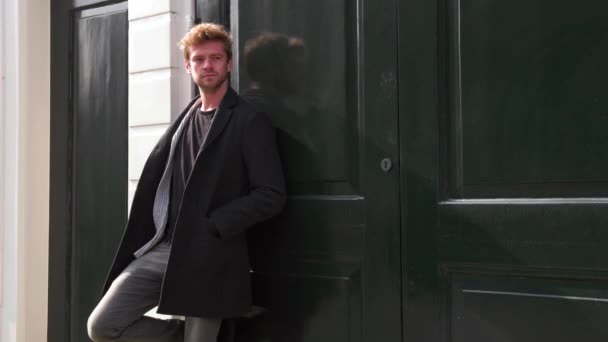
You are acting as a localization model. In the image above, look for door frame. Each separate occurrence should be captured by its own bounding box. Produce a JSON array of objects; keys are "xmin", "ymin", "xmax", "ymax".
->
[{"xmin": 48, "ymin": 1, "xmax": 127, "ymax": 341}]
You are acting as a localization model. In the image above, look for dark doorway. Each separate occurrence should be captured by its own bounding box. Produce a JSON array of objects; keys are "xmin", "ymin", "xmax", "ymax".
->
[{"xmin": 49, "ymin": 1, "xmax": 128, "ymax": 341}]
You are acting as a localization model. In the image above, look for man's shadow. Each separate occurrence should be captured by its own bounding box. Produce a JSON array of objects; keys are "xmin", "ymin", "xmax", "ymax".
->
[
  {"xmin": 220, "ymin": 32, "xmax": 337, "ymax": 342},
  {"xmin": 240, "ymin": 32, "xmax": 319, "ymax": 180}
]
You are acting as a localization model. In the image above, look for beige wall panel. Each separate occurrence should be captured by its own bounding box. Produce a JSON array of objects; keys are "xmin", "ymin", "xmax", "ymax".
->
[
  {"xmin": 128, "ymin": 0, "xmax": 171, "ymax": 20},
  {"xmin": 129, "ymin": 14, "xmax": 172, "ymax": 73},
  {"xmin": 129, "ymin": 69, "xmax": 173, "ymax": 126},
  {"xmin": 128, "ymin": 125, "xmax": 169, "ymax": 181}
]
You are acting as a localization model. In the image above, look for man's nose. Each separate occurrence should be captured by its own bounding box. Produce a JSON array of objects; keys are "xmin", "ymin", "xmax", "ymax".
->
[{"xmin": 202, "ymin": 59, "xmax": 212, "ymax": 68}]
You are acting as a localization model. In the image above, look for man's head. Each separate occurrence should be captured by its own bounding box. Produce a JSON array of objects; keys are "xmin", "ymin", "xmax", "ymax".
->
[{"xmin": 179, "ymin": 23, "xmax": 233, "ymax": 94}]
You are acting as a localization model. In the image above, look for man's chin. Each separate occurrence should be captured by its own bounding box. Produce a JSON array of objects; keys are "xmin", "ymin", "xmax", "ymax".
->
[{"xmin": 198, "ymin": 79, "xmax": 227, "ymax": 94}]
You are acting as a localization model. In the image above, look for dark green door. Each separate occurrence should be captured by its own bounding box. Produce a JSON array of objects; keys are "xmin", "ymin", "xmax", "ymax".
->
[
  {"xmin": 70, "ymin": 3, "xmax": 128, "ymax": 341},
  {"xmin": 232, "ymin": 0, "xmax": 401, "ymax": 341},
  {"xmin": 401, "ymin": 0, "xmax": 608, "ymax": 341}
]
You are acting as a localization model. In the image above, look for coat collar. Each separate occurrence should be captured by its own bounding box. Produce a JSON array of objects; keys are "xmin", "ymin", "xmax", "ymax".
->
[
  {"xmin": 153, "ymin": 87, "xmax": 238, "ymax": 164},
  {"xmin": 152, "ymin": 96, "xmax": 199, "ymax": 159},
  {"xmin": 181, "ymin": 87, "xmax": 237, "ymax": 192},
  {"xmin": 201, "ymin": 87, "xmax": 238, "ymax": 152}
]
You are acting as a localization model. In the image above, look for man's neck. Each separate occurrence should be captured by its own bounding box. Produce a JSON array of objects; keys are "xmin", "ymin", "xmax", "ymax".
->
[{"xmin": 199, "ymin": 82, "xmax": 228, "ymax": 111}]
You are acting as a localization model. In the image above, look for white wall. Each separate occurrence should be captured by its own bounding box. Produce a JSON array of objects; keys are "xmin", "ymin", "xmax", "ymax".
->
[
  {"xmin": 128, "ymin": 0, "xmax": 193, "ymax": 211},
  {"xmin": 128, "ymin": 0, "xmax": 193, "ymax": 320},
  {"xmin": 0, "ymin": 0, "xmax": 17, "ymax": 339},
  {"xmin": 0, "ymin": 0, "xmax": 50, "ymax": 341}
]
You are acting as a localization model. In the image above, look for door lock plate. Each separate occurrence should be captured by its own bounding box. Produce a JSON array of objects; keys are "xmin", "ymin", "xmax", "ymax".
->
[{"xmin": 381, "ymin": 158, "xmax": 393, "ymax": 172}]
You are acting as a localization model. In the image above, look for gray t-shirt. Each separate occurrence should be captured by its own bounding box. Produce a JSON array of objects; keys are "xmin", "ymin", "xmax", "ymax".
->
[{"xmin": 164, "ymin": 108, "xmax": 215, "ymax": 243}]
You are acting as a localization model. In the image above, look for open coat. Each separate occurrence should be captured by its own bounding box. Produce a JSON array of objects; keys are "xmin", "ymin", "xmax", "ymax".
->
[{"xmin": 103, "ymin": 88, "xmax": 286, "ymax": 318}]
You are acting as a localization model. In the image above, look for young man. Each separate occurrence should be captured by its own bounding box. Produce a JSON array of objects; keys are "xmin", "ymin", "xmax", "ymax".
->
[{"xmin": 87, "ymin": 23, "xmax": 286, "ymax": 342}]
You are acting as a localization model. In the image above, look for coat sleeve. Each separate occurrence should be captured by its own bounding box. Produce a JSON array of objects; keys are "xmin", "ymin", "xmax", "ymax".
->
[{"xmin": 208, "ymin": 112, "xmax": 286, "ymax": 240}]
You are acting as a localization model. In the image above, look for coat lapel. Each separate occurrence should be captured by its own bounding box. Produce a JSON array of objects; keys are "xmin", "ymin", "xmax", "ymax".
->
[
  {"xmin": 200, "ymin": 87, "xmax": 238, "ymax": 153},
  {"xmin": 181, "ymin": 88, "xmax": 237, "ymax": 199},
  {"xmin": 153, "ymin": 88, "xmax": 236, "ymax": 189},
  {"xmin": 153, "ymin": 96, "xmax": 201, "ymax": 160}
]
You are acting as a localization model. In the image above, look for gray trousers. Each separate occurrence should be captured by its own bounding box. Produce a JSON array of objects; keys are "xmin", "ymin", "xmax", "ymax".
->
[{"xmin": 87, "ymin": 242, "xmax": 222, "ymax": 342}]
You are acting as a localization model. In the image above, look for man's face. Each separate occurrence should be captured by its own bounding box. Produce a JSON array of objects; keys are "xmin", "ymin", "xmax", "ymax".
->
[{"xmin": 185, "ymin": 41, "xmax": 232, "ymax": 93}]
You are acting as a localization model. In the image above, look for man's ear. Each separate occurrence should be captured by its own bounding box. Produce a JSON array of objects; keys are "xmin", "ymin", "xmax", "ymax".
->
[
  {"xmin": 185, "ymin": 59, "xmax": 192, "ymax": 74},
  {"xmin": 227, "ymin": 58, "xmax": 233, "ymax": 73}
]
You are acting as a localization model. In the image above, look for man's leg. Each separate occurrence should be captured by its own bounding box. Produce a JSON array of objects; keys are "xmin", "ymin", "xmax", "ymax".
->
[
  {"xmin": 87, "ymin": 242, "xmax": 184, "ymax": 342},
  {"xmin": 184, "ymin": 317, "xmax": 222, "ymax": 342}
]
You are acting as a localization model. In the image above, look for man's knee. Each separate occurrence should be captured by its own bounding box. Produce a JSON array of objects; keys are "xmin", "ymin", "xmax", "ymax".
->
[{"xmin": 87, "ymin": 309, "xmax": 119, "ymax": 341}]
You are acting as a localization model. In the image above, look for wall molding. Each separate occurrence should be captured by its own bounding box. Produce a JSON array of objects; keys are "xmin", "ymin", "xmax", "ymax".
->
[{"xmin": 2, "ymin": 0, "xmax": 50, "ymax": 341}]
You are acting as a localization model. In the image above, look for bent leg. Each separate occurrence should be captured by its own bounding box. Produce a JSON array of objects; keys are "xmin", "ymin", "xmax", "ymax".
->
[
  {"xmin": 184, "ymin": 317, "xmax": 221, "ymax": 342},
  {"xmin": 87, "ymin": 243, "xmax": 183, "ymax": 341}
]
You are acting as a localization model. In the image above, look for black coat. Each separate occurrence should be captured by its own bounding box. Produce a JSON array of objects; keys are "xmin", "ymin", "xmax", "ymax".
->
[{"xmin": 103, "ymin": 88, "xmax": 286, "ymax": 318}]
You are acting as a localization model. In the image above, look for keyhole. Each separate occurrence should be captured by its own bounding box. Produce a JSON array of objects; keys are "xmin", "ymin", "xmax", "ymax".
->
[{"xmin": 381, "ymin": 158, "xmax": 392, "ymax": 172}]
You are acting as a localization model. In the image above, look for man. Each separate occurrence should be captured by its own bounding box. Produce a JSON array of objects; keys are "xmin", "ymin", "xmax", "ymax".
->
[{"xmin": 87, "ymin": 23, "xmax": 286, "ymax": 342}]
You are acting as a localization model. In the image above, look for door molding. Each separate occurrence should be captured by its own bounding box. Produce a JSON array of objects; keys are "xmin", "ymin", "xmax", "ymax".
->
[{"xmin": 48, "ymin": 1, "xmax": 126, "ymax": 341}]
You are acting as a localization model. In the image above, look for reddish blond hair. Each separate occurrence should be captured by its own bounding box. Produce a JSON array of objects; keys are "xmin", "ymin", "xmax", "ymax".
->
[{"xmin": 179, "ymin": 23, "xmax": 232, "ymax": 60}]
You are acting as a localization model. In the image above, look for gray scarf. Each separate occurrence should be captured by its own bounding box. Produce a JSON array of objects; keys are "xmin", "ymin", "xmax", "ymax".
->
[{"xmin": 134, "ymin": 99, "xmax": 208, "ymax": 258}]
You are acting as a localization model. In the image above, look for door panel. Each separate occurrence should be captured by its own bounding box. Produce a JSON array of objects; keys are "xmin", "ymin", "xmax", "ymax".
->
[
  {"xmin": 449, "ymin": 0, "xmax": 608, "ymax": 198},
  {"xmin": 237, "ymin": 0, "xmax": 353, "ymax": 184},
  {"xmin": 71, "ymin": 3, "xmax": 128, "ymax": 341},
  {"xmin": 448, "ymin": 268, "xmax": 608, "ymax": 341},
  {"xmin": 234, "ymin": 0, "xmax": 400, "ymax": 341},
  {"xmin": 401, "ymin": 0, "xmax": 608, "ymax": 341}
]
